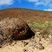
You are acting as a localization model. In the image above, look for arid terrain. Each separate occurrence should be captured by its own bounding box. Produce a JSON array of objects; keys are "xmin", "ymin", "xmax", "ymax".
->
[{"xmin": 0, "ymin": 8, "xmax": 52, "ymax": 52}]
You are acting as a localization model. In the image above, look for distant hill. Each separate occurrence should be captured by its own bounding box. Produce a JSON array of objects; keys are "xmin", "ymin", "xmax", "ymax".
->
[{"xmin": 0, "ymin": 8, "xmax": 52, "ymax": 23}]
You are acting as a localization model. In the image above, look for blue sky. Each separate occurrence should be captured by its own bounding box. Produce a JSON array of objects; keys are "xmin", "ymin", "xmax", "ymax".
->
[{"xmin": 0, "ymin": 0, "xmax": 52, "ymax": 11}]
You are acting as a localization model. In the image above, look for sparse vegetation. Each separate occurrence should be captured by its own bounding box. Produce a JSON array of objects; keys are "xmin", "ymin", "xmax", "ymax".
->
[
  {"xmin": 0, "ymin": 8, "xmax": 52, "ymax": 52},
  {"xmin": 28, "ymin": 21, "xmax": 52, "ymax": 29}
]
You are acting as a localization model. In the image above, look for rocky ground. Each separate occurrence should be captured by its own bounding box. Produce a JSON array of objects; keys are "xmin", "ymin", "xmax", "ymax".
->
[
  {"xmin": 0, "ymin": 8, "xmax": 52, "ymax": 52},
  {"xmin": 0, "ymin": 29, "xmax": 52, "ymax": 52}
]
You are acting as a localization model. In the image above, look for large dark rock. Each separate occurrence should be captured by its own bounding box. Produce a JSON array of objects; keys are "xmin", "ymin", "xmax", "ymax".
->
[{"xmin": 0, "ymin": 17, "xmax": 34, "ymax": 47}]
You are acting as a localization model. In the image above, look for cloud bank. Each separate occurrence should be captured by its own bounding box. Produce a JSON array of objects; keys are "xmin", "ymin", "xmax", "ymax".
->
[
  {"xmin": 26, "ymin": 0, "xmax": 52, "ymax": 11},
  {"xmin": 27, "ymin": 0, "xmax": 52, "ymax": 6},
  {"xmin": 44, "ymin": 9, "xmax": 52, "ymax": 11},
  {"xmin": 0, "ymin": 0, "xmax": 14, "ymax": 5}
]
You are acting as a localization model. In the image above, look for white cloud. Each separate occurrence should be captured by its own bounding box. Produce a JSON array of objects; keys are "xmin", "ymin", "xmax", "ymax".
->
[
  {"xmin": 35, "ymin": 2, "xmax": 45, "ymax": 5},
  {"xmin": 0, "ymin": 0, "xmax": 14, "ymax": 5},
  {"xmin": 27, "ymin": 0, "xmax": 52, "ymax": 8},
  {"xmin": 28, "ymin": 0, "xmax": 39, "ymax": 2},
  {"xmin": 44, "ymin": 9, "xmax": 52, "ymax": 11}
]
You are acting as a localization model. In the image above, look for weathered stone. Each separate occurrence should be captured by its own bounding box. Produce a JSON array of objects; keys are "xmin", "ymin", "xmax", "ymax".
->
[{"xmin": 0, "ymin": 17, "xmax": 34, "ymax": 47}]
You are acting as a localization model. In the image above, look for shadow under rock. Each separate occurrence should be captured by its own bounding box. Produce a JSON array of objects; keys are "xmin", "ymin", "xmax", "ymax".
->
[{"xmin": 11, "ymin": 26, "xmax": 35, "ymax": 40}]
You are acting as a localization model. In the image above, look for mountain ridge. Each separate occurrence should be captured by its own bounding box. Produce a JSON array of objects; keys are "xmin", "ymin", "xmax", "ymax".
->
[{"xmin": 0, "ymin": 8, "xmax": 52, "ymax": 22}]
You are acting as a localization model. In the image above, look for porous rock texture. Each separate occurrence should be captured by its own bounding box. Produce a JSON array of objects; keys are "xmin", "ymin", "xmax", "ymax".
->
[{"xmin": 0, "ymin": 17, "xmax": 34, "ymax": 47}]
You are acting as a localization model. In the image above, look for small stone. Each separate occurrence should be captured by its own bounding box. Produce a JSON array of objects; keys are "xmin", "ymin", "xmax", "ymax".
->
[{"xmin": 35, "ymin": 43, "xmax": 44, "ymax": 50}]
